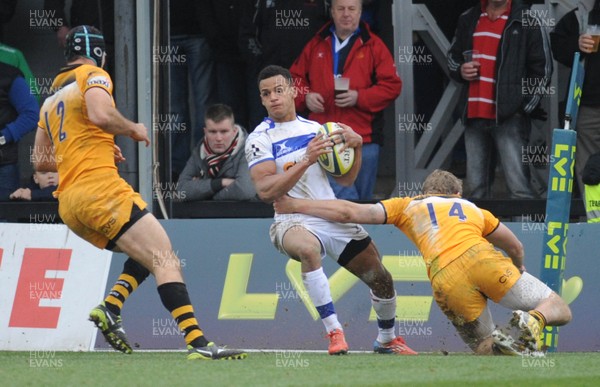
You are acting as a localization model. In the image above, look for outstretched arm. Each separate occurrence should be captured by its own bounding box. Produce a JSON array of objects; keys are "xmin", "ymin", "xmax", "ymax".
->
[
  {"xmin": 274, "ymin": 195, "xmax": 386, "ymax": 224},
  {"xmin": 485, "ymin": 222, "xmax": 524, "ymax": 271}
]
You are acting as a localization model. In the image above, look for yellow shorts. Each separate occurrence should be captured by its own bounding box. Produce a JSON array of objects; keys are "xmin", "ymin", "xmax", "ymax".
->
[
  {"xmin": 430, "ymin": 243, "xmax": 521, "ymax": 325},
  {"xmin": 57, "ymin": 173, "xmax": 147, "ymax": 249}
]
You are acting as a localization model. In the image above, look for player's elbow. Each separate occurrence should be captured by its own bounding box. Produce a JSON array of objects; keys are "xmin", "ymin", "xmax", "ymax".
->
[
  {"xmin": 87, "ymin": 107, "xmax": 112, "ymax": 128},
  {"xmin": 507, "ymin": 241, "xmax": 524, "ymax": 263},
  {"xmin": 257, "ymin": 190, "xmax": 276, "ymax": 204},
  {"xmin": 339, "ymin": 211, "xmax": 355, "ymax": 223}
]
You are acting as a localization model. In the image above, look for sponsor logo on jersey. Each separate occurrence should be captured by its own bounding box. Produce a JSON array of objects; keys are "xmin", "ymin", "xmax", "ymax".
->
[
  {"xmin": 272, "ymin": 134, "xmax": 313, "ymax": 158},
  {"xmin": 87, "ymin": 76, "xmax": 111, "ymax": 89}
]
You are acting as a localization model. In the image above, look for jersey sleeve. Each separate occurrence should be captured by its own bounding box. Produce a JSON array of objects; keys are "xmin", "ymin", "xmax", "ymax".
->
[
  {"xmin": 82, "ymin": 68, "xmax": 113, "ymax": 96},
  {"xmin": 481, "ymin": 208, "xmax": 500, "ymax": 236},
  {"xmin": 380, "ymin": 197, "xmax": 410, "ymax": 225},
  {"xmin": 245, "ymin": 131, "xmax": 274, "ymax": 168}
]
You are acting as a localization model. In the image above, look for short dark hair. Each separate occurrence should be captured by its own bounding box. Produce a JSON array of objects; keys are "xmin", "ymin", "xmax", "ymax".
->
[
  {"xmin": 205, "ymin": 103, "xmax": 234, "ymax": 124},
  {"xmin": 257, "ymin": 65, "xmax": 293, "ymax": 87}
]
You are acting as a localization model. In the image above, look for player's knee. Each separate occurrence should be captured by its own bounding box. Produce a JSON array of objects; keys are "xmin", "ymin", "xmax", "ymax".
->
[
  {"xmin": 564, "ymin": 306, "xmax": 573, "ymax": 324},
  {"xmin": 379, "ymin": 267, "xmax": 393, "ymax": 284},
  {"xmin": 151, "ymin": 249, "xmax": 182, "ymax": 274},
  {"xmin": 374, "ymin": 269, "xmax": 393, "ymax": 289},
  {"xmin": 559, "ymin": 303, "xmax": 572, "ymax": 325},
  {"xmin": 366, "ymin": 269, "xmax": 394, "ymax": 298},
  {"xmin": 295, "ymin": 245, "xmax": 321, "ymax": 263},
  {"xmin": 551, "ymin": 292, "xmax": 572, "ymax": 325}
]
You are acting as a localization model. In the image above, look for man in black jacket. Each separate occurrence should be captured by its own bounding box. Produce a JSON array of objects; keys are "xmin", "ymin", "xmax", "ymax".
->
[
  {"xmin": 447, "ymin": 0, "xmax": 552, "ymax": 199},
  {"xmin": 551, "ymin": 0, "xmax": 600, "ymax": 197}
]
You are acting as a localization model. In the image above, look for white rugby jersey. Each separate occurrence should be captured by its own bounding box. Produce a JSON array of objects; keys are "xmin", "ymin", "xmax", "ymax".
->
[{"xmin": 245, "ymin": 116, "xmax": 336, "ymax": 220}]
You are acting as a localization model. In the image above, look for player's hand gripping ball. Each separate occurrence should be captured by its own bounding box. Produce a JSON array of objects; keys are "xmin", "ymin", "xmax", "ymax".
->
[{"xmin": 317, "ymin": 122, "xmax": 355, "ymax": 177}]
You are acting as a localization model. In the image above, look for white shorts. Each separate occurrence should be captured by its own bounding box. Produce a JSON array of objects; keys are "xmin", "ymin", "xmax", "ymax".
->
[{"xmin": 269, "ymin": 214, "xmax": 369, "ymax": 262}]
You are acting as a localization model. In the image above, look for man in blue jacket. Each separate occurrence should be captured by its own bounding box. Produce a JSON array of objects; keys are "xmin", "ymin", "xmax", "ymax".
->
[{"xmin": 0, "ymin": 60, "xmax": 39, "ymax": 200}]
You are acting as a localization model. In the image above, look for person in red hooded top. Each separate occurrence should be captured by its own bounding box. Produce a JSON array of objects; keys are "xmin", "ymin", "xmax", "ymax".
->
[{"xmin": 290, "ymin": 0, "xmax": 401, "ymax": 201}]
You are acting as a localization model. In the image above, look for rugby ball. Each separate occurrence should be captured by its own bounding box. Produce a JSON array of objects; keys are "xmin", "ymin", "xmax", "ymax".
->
[{"xmin": 317, "ymin": 122, "xmax": 355, "ymax": 177}]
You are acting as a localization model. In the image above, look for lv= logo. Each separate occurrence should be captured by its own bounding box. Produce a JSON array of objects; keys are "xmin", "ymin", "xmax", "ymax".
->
[{"xmin": 218, "ymin": 254, "xmax": 433, "ymax": 321}]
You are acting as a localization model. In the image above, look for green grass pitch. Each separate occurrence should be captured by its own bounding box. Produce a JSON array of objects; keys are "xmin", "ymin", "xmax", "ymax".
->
[{"xmin": 1, "ymin": 351, "xmax": 599, "ymax": 386}]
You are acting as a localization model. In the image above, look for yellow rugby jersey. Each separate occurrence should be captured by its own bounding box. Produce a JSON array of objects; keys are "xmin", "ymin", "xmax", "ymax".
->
[
  {"xmin": 38, "ymin": 64, "xmax": 116, "ymax": 194},
  {"xmin": 381, "ymin": 195, "xmax": 500, "ymax": 279}
]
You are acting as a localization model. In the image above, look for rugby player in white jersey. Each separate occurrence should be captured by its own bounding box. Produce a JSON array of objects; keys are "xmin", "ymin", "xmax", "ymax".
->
[{"xmin": 245, "ymin": 65, "xmax": 417, "ymax": 355}]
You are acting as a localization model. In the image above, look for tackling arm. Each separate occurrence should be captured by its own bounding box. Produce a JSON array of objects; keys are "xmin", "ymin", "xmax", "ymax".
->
[
  {"xmin": 274, "ymin": 195, "xmax": 386, "ymax": 224},
  {"xmin": 485, "ymin": 222, "xmax": 525, "ymax": 270}
]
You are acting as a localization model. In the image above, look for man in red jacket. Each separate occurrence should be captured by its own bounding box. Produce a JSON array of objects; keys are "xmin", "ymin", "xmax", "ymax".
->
[{"xmin": 290, "ymin": 0, "xmax": 401, "ymax": 200}]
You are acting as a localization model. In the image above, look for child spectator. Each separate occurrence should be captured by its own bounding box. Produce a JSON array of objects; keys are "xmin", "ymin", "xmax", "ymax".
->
[{"xmin": 9, "ymin": 171, "xmax": 58, "ymax": 201}]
